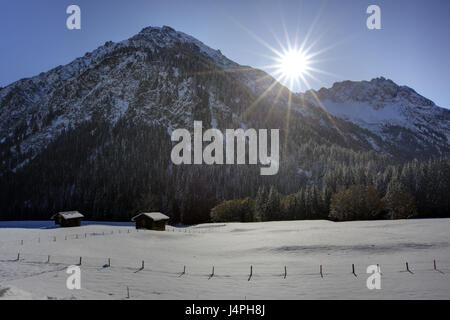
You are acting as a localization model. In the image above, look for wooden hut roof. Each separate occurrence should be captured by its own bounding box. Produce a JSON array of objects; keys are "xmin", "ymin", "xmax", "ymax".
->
[
  {"xmin": 51, "ymin": 211, "xmax": 84, "ymax": 220},
  {"xmin": 131, "ymin": 212, "xmax": 170, "ymax": 222}
]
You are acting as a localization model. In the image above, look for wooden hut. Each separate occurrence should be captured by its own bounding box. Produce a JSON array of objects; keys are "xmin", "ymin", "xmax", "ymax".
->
[
  {"xmin": 131, "ymin": 212, "xmax": 169, "ymax": 231},
  {"xmin": 51, "ymin": 211, "xmax": 84, "ymax": 228}
]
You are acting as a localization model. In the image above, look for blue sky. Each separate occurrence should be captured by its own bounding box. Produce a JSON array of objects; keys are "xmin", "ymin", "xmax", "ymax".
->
[{"xmin": 1, "ymin": 0, "xmax": 449, "ymax": 107}]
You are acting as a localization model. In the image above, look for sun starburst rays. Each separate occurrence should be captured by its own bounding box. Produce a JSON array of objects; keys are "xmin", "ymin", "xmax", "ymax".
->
[{"xmin": 227, "ymin": 7, "xmax": 352, "ymax": 144}]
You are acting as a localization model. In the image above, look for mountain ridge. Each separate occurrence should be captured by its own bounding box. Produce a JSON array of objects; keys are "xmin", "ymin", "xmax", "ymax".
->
[
  {"xmin": 301, "ymin": 76, "xmax": 450, "ymax": 158},
  {"xmin": 0, "ymin": 25, "xmax": 448, "ymax": 221},
  {"xmin": 1, "ymin": 25, "xmax": 449, "ymax": 167}
]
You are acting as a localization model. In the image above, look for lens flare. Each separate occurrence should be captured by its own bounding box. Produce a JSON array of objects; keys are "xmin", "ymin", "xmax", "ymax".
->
[{"xmin": 277, "ymin": 49, "xmax": 310, "ymax": 80}]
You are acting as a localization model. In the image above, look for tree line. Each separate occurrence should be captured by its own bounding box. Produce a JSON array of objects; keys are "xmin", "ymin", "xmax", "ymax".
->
[{"xmin": 211, "ymin": 158, "xmax": 449, "ymax": 222}]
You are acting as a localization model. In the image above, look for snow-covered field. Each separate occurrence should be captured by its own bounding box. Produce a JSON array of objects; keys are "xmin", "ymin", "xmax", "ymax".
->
[{"xmin": 0, "ymin": 219, "xmax": 449, "ymax": 300}]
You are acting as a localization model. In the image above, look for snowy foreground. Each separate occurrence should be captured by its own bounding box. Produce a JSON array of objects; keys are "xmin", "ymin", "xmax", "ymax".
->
[{"xmin": 0, "ymin": 219, "xmax": 449, "ymax": 300}]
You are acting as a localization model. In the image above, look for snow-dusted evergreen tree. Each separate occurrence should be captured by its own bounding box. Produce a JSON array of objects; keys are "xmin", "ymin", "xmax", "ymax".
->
[
  {"xmin": 255, "ymin": 186, "xmax": 269, "ymax": 222},
  {"xmin": 266, "ymin": 186, "xmax": 281, "ymax": 221}
]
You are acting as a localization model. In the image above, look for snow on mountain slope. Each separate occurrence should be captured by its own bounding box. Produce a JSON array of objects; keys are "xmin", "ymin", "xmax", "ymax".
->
[
  {"xmin": 303, "ymin": 77, "xmax": 450, "ymax": 157},
  {"xmin": 134, "ymin": 26, "xmax": 238, "ymax": 70},
  {"xmin": 0, "ymin": 26, "xmax": 285, "ymax": 167}
]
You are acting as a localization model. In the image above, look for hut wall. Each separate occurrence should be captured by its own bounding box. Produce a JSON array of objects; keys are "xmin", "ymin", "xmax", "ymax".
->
[
  {"xmin": 134, "ymin": 216, "xmax": 166, "ymax": 231},
  {"xmin": 152, "ymin": 220, "xmax": 166, "ymax": 231},
  {"xmin": 60, "ymin": 218, "xmax": 82, "ymax": 228}
]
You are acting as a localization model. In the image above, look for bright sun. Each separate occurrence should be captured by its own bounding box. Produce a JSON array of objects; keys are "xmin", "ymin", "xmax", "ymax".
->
[
  {"xmin": 235, "ymin": 15, "xmax": 336, "ymax": 91},
  {"xmin": 277, "ymin": 49, "xmax": 310, "ymax": 80}
]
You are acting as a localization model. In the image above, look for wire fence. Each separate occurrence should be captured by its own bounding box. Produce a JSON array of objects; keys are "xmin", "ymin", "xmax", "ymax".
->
[
  {"xmin": 1, "ymin": 250, "xmax": 449, "ymax": 280},
  {"xmin": 1, "ymin": 226, "xmax": 450, "ymax": 277},
  {"xmin": 0, "ymin": 225, "xmax": 213, "ymax": 248},
  {"xmin": 1, "ymin": 248, "xmax": 449, "ymax": 299},
  {"xmin": 1, "ymin": 225, "xmax": 449, "ymax": 299}
]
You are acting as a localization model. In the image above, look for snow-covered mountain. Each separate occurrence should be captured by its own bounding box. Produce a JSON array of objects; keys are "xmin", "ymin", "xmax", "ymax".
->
[
  {"xmin": 0, "ymin": 26, "xmax": 284, "ymax": 166},
  {"xmin": 1, "ymin": 26, "xmax": 448, "ymax": 167},
  {"xmin": 302, "ymin": 77, "xmax": 450, "ymax": 158},
  {"xmin": 0, "ymin": 25, "xmax": 449, "ymax": 220}
]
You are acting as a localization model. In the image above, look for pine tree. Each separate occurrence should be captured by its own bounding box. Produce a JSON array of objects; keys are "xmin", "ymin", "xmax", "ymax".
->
[
  {"xmin": 255, "ymin": 186, "xmax": 268, "ymax": 221},
  {"xmin": 266, "ymin": 186, "xmax": 281, "ymax": 221}
]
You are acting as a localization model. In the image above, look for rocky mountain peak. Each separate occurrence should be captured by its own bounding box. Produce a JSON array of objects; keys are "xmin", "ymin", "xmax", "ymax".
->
[
  {"xmin": 130, "ymin": 25, "xmax": 237, "ymax": 70},
  {"xmin": 306, "ymin": 77, "xmax": 435, "ymax": 109}
]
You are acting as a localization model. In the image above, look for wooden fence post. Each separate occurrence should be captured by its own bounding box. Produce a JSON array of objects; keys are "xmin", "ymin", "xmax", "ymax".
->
[
  {"xmin": 320, "ymin": 265, "xmax": 323, "ymax": 278},
  {"xmin": 284, "ymin": 266, "xmax": 287, "ymax": 279},
  {"xmin": 79, "ymin": 257, "xmax": 82, "ymax": 265},
  {"xmin": 433, "ymin": 260, "xmax": 437, "ymax": 270}
]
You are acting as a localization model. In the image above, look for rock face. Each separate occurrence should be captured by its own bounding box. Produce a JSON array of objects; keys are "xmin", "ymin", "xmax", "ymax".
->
[
  {"xmin": 0, "ymin": 26, "xmax": 448, "ymax": 221},
  {"xmin": 303, "ymin": 77, "xmax": 450, "ymax": 158}
]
